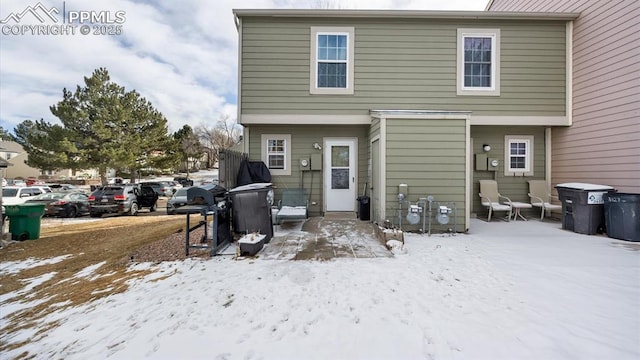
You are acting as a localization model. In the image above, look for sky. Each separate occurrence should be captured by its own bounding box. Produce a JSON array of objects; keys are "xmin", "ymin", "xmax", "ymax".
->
[
  {"xmin": 0, "ymin": 0, "xmax": 487, "ymax": 134},
  {"xmin": 2, "ymin": 217, "xmax": 639, "ymax": 359}
]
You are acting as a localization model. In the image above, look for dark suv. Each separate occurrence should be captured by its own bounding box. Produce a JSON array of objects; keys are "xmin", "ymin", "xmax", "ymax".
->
[{"xmin": 88, "ymin": 184, "xmax": 158, "ymax": 217}]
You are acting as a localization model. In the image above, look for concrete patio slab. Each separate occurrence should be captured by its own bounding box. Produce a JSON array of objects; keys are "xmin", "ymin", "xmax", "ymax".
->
[{"xmin": 260, "ymin": 215, "xmax": 392, "ymax": 260}]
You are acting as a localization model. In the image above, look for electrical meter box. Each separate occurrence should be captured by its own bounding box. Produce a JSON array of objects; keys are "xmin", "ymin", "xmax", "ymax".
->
[
  {"xmin": 398, "ymin": 183, "xmax": 408, "ymax": 198},
  {"xmin": 475, "ymin": 154, "xmax": 488, "ymax": 171},
  {"xmin": 300, "ymin": 157, "xmax": 310, "ymax": 171},
  {"xmin": 310, "ymin": 154, "xmax": 322, "ymax": 170},
  {"xmin": 488, "ymin": 158, "xmax": 499, "ymax": 169}
]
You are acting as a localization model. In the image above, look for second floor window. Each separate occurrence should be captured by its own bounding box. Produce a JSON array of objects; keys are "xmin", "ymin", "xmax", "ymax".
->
[
  {"xmin": 457, "ymin": 29, "xmax": 500, "ymax": 96},
  {"xmin": 464, "ymin": 37, "xmax": 492, "ymax": 88},
  {"xmin": 317, "ymin": 34, "xmax": 348, "ymax": 88},
  {"xmin": 310, "ymin": 27, "xmax": 354, "ymax": 95}
]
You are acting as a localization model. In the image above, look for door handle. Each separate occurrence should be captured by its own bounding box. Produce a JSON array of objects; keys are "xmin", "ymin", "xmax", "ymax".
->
[{"xmin": 352, "ymin": 177, "xmax": 355, "ymax": 183}]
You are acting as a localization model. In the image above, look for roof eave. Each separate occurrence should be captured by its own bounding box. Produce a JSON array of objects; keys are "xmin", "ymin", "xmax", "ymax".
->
[{"xmin": 231, "ymin": 9, "xmax": 580, "ymax": 21}]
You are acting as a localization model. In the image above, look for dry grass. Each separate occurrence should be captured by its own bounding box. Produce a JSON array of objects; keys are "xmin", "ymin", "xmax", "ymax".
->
[{"xmin": 0, "ymin": 215, "xmax": 209, "ymax": 355}]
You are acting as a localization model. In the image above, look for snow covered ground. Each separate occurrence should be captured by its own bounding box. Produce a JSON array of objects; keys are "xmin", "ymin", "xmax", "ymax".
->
[{"xmin": 2, "ymin": 219, "xmax": 639, "ymax": 359}]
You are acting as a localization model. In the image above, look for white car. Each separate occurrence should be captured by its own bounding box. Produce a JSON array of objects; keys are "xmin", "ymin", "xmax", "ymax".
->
[{"xmin": 2, "ymin": 186, "xmax": 52, "ymax": 215}]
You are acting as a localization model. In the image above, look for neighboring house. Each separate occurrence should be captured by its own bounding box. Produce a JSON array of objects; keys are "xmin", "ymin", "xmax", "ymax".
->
[
  {"xmin": 0, "ymin": 140, "xmax": 40, "ymax": 179},
  {"xmin": 233, "ymin": 9, "xmax": 578, "ymax": 231},
  {"xmin": 486, "ymin": 0, "xmax": 640, "ymax": 193},
  {"xmin": 0, "ymin": 140, "xmax": 101, "ymax": 180}
]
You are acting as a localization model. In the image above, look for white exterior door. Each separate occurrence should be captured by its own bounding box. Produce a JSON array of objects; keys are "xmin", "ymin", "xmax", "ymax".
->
[{"xmin": 325, "ymin": 138, "xmax": 357, "ymax": 211}]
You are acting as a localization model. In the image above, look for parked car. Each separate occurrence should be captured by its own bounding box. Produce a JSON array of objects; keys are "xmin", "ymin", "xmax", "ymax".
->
[
  {"xmin": 2, "ymin": 186, "xmax": 52, "ymax": 219},
  {"xmin": 88, "ymin": 184, "xmax": 158, "ymax": 217},
  {"xmin": 199, "ymin": 177, "xmax": 219, "ymax": 186},
  {"xmin": 173, "ymin": 176, "xmax": 194, "ymax": 187},
  {"xmin": 25, "ymin": 191, "xmax": 90, "ymax": 218},
  {"xmin": 139, "ymin": 181, "xmax": 175, "ymax": 197},
  {"xmin": 46, "ymin": 183, "xmax": 80, "ymax": 192},
  {"xmin": 166, "ymin": 187, "xmax": 190, "ymax": 215},
  {"xmin": 11, "ymin": 179, "xmax": 26, "ymax": 187}
]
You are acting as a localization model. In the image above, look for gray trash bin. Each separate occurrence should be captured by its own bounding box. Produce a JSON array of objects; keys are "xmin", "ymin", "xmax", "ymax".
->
[
  {"xmin": 228, "ymin": 183, "xmax": 274, "ymax": 243},
  {"xmin": 604, "ymin": 193, "xmax": 640, "ymax": 242},
  {"xmin": 555, "ymin": 183, "xmax": 615, "ymax": 235}
]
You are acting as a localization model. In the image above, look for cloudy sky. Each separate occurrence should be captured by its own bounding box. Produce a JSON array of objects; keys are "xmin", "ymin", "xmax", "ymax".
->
[{"xmin": 0, "ymin": 0, "xmax": 487, "ymax": 134}]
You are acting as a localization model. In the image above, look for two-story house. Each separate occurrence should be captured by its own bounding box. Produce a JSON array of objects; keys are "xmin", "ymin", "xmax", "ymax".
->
[{"xmin": 233, "ymin": 9, "xmax": 578, "ymax": 231}]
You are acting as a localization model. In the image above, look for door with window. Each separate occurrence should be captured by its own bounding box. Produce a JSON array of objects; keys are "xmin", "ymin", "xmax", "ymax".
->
[{"xmin": 325, "ymin": 139, "xmax": 356, "ymax": 211}]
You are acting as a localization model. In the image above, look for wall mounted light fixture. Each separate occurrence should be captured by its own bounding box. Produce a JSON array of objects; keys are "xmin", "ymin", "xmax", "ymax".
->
[{"xmin": 482, "ymin": 144, "xmax": 491, "ymax": 152}]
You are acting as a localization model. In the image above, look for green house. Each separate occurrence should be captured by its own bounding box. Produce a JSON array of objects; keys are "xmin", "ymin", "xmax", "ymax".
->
[{"xmin": 232, "ymin": 9, "xmax": 578, "ymax": 231}]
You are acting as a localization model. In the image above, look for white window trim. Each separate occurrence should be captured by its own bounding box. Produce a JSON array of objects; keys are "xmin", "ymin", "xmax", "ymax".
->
[
  {"xmin": 457, "ymin": 28, "xmax": 501, "ymax": 96},
  {"xmin": 504, "ymin": 135, "xmax": 534, "ymax": 176},
  {"xmin": 310, "ymin": 26, "xmax": 355, "ymax": 95},
  {"xmin": 261, "ymin": 134, "xmax": 291, "ymax": 176}
]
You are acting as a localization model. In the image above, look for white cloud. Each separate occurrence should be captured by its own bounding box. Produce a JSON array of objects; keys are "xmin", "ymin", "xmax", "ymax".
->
[{"xmin": 0, "ymin": 0, "xmax": 487, "ymax": 133}]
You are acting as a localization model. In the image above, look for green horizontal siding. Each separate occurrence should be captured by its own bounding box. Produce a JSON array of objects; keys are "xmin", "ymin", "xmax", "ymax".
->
[
  {"xmin": 471, "ymin": 126, "xmax": 546, "ymax": 217},
  {"xmin": 385, "ymin": 118, "xmax": 467, "ymax": 231},
  {"xmin": 240, "ymin": 17, "xmax": 567, "ymax": 116},
  {"xmin": 248, "ymin": 124, "xmax": 369, "ymax": 217}
]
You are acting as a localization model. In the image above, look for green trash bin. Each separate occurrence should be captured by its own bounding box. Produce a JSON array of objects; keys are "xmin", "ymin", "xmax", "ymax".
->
[{"xmin": 5, "ymin": 203, "xmax": 46, "ymax": 240}]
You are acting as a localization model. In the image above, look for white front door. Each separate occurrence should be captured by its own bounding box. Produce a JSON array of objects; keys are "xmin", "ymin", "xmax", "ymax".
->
[{"xmin": 325, "ymin": 138, "xmax": 357, "ymax": 211}]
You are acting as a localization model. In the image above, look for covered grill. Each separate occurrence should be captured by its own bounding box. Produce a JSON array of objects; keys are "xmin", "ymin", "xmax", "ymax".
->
[{"xmin": 179, "ymin": 184, "xmax": 231, "ymax": 256}]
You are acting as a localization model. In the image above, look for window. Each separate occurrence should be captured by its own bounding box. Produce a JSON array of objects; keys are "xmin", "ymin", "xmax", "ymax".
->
[
  {"xmin": 310, "ymin": 27, "xmax": 354, "ymax": 95},
  {"xmin": 504, "ymin": 135, "xmax": 534, "ymax": 176},
  {"xmin": 261, "ymin": 134, "xmax": 291, "ymax": 176},
  {"xmin": 457, "ymin": 29, "xmax": 500, "ymax": 96}
]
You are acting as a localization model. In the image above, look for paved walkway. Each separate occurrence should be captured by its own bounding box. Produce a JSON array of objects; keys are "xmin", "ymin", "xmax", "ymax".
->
[{"xmin": 260, "ymin": 213, "xmax": 392, "ymax": 260}]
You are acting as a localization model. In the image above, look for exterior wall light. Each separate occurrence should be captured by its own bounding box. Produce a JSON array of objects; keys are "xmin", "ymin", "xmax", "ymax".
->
[{"xmin": 483, "ymin": 144, "xmax": 491, "ymax": 152}]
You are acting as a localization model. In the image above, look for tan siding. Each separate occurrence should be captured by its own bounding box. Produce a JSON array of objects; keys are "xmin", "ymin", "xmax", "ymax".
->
[
  {"xmin": 249, "ymin": 125, "xmax": 369, "ymax": 217},
  {"xmin": 489, "ymin": 0, "xmax": 640, "ymax": 192},
  {"xmin": 240, "ymin": 17, "xmax": 567, "ymax": 117},
  {"xmin": 385, "ymin": 119, "xmax": 467, "ymax": 231}
]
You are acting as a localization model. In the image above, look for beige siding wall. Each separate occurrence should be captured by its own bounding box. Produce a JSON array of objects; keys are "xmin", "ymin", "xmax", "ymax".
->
[
  {"xmin": 488, "ymin": 0, "xmax": 640, "ymax": 192},
  {"xmin": 385, "ymin": 118, "xmax": 467, "ymax": 231},
  {"xmin": 248, "ymin": 125, "xmax": 369, "ymax": 216},
  {"xmin": 241, "ymin": 17, "xmax": 567, "ymax": 117},
  {"xmin": 471, "ymin": 126, "xmax": 546, "ymax": 216}
]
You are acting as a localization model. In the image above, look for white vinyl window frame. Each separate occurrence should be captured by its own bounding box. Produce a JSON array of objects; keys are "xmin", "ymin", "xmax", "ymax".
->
[
  {"xmin": 310, "ymin": 26, "xmax": 355, "ymax": 95},
  {"xmin": 457, "ymin": 28, "xmax": 501, "ymax": 96},
  {"xmin": 504, "ymin": 135, "xmax": 534, "ymax": 176},
  {"xmin": 261, "ymin": 134, "xmax": 291, "ymax": 176}
]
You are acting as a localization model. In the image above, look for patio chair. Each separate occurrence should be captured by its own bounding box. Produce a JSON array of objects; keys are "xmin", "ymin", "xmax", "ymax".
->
[
  {"xmin": 528, "ymin": 180, "xmax": 562, "ymax": 220},
  {"xmin": 478, "ymin": 180, "xmax": 512, "ymax": 222},
  {"xmin": 276, "ymin": 188, "xmax": 309, "ymax": 224}
]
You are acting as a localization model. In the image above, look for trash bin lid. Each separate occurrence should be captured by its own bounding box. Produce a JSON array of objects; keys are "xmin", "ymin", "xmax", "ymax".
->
[
  {"xmin": 229, "ymin": 182, "xmax": 272, "ymax": 193},
  {"xmin": 555, "ymin": 183, "xmax": 615, "ymax": 191}
]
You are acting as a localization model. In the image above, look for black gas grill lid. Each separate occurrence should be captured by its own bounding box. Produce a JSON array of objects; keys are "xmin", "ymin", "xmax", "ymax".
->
[{"xmin": 186, "ymin": 184, "xmax": 227, "ymax": 205}]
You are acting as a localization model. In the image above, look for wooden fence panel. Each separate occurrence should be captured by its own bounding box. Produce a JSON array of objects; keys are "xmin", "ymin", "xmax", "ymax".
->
[{"xmin": 218, "ymin": 149, "xmax": 247, "ymax": 190}]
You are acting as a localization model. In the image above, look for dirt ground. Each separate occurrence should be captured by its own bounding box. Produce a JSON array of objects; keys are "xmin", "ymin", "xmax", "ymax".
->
[{"xmin": 0, "ymin": 213, "xmax": 213, "ymax": 354}]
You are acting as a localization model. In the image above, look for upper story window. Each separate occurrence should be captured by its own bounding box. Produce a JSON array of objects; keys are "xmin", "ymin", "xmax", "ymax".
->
[
  {"xmin": 310, "ymin": 27, "xmax": 355, "ymax": 95},
  {"xmin": 457, "ymin": 29, "xmax": 500, "ymax": 96},
  {"xmin": 504, "ymin": 135, "xmax": 534, "ymax": 176},
  {"xmin": 261, "ymin": 134, "xmax": 291, "ymax": 176}
]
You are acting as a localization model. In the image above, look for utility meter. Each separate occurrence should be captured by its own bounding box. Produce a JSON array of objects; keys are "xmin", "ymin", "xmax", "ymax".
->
[
  {"xmin": 489, "ymin": 159, "xmax": 499, "ymax": 168},
  {"xmin": 300, "ymin": 158, "xmax": 310, "ymax": 170}
]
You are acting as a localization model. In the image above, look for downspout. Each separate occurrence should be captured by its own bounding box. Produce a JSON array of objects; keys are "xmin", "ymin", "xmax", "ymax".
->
[
  {"xmin": 235, "ymin": 14, "xmax": 245, "ymax": 152},
  {"xmin": 546, "ymin": 128, "xmax": 552, "ymax": 190}
]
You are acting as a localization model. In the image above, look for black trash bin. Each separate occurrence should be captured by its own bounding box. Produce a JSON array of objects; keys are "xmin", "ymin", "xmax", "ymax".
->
[
  {"xmin": 555, "ymin": 183, "xmax": 615, "ymax": 235},
  {"xmin": 603, "ymin": 193, "xmax": 640, "ymax": 242},
  {"xmin": 228, "ymin": 183, "xmax": 274, "ymax": 242},
  {"xmin": 357, "ymin": 196, "xmax": 370, "ymax": 221}
]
